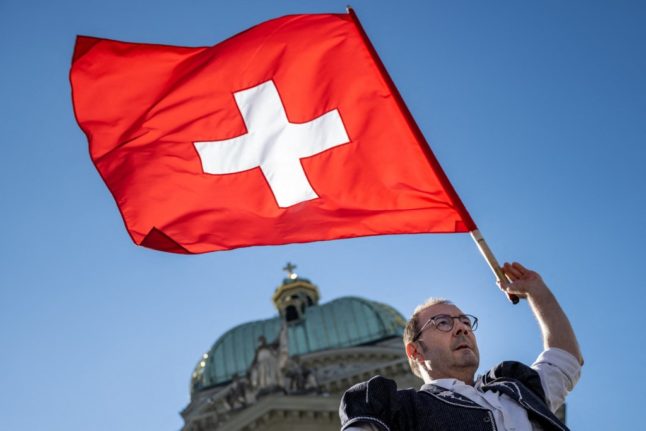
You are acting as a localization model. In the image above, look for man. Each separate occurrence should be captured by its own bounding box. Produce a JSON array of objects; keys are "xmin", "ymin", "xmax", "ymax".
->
[{"xmin": 339, "ymin": 262, "xmax": 583, "ymax": 430}]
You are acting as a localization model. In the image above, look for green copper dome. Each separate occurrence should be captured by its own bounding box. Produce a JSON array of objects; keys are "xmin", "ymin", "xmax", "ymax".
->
[{"xmin": 191, "ymin": 296, "xmax": 406, "ymax": 393}]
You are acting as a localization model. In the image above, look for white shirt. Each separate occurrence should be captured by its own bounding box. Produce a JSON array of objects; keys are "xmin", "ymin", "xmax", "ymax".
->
[{"xmin": 345, "ymin": 348, "xmax": 581, "ymax": 431}]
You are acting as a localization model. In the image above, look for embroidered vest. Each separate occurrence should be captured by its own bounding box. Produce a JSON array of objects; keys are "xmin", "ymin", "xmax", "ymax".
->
[{"xmin": 339, "ymin": 361, "xmax": 568, "ymax": 431}]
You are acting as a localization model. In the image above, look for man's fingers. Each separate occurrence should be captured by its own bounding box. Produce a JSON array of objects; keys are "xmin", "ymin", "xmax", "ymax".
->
[
  {"xmin": 503, "ymin": 262, "xmax": 523, "ymax": 280},
  {"xmin": 497, "ymin": 278, "xmax": 525, "ymax": 302},
  {"xmin": 511, "ymin": 262, "xmax": 530, "ymax": 274}
]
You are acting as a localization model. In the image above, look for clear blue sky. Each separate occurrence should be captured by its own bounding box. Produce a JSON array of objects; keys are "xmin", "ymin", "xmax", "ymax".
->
[{"xmin": 1, "ymin": 1, "xmax": 644, "ymax": 429}]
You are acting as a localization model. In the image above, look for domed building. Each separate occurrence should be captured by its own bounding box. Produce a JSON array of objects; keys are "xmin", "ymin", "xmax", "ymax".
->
[{"xmin": 180, "ymin": 264, "xmax": 419, "ymax": 431}]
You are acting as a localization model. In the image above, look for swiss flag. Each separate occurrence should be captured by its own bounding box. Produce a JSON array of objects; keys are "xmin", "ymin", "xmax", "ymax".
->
[{"xmin": 71, "ymin": 12, "xmax": 476, "ymax": 254}]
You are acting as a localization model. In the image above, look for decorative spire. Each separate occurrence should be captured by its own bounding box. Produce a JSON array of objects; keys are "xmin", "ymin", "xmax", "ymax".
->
[
  {"xmin": 273, "ymin": 263, "xmax": 320, "ymax": 321},
  {"xmin": 282, "ymin": 262, "xmax": 298, "ymax": 280}
]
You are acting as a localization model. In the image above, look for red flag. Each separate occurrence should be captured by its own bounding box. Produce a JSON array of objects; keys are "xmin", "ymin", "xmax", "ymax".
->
[{"xmin": 70, "ymin": 12, "xmax": 476, "ymax": 254}]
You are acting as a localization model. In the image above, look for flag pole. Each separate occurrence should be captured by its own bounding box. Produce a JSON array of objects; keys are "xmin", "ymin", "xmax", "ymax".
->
[
  {"xmin": 347, "ymin": 6, "xmax": 518, "ymax": 305},
  {"xmin": 470, "ymin": 230, "xmax": 519, "ymax": 304}
]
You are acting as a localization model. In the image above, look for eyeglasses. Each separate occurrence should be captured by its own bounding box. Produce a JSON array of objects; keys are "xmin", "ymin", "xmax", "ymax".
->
[{"xmin": 412, "ymin": 314, "xmax": 478, "ymax": 341}]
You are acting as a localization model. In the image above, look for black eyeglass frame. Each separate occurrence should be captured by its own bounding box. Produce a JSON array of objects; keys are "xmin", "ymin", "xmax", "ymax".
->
[{"xmin": 412, "ymin": 314, "xmax": 478, "ymax": 342}]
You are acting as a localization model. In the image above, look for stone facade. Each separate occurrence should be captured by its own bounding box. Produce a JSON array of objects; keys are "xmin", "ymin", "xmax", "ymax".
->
[{"xmin": 181, "ymin": 336, "xmax": 419, "ymax": 431}]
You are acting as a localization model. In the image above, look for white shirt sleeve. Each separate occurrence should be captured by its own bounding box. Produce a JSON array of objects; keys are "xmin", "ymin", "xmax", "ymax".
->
[
  {"xmin": 344, "ymin": 425, "xmax": 383, "ymax": 431},
  {"xmin": 531, "ymin": 347, "xmax": 582, "ymax": 412}
]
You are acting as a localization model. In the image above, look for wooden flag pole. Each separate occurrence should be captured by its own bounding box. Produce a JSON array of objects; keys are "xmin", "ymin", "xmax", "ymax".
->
[{"xmin": 470, "ymin": 229, "xmax": 519, "ymax": 304}]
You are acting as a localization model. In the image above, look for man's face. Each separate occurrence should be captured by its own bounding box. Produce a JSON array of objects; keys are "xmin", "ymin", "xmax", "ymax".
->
[{"xmin": 413, "ymin": 303, "xmax": 480, "ymax": 381}]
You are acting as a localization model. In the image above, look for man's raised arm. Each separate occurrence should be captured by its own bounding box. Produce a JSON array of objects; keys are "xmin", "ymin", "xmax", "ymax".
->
[{"xmin": 500, "ymin": 262, "xmax": 583, "ymax": 365}]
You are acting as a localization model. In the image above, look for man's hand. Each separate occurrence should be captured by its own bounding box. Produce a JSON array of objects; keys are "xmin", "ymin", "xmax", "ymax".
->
[
  {"xmin": 498, "ymin": 262, "xmax": 548, "ymax": 300},
  {"xmin": 499, "ymin": 261, "xmax": 583, "ymax": 365}
]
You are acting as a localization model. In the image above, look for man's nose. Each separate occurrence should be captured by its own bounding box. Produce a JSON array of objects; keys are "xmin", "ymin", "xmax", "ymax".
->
[{"xmin": 454, "ymin": 320, "xmax": 472, "ymax": 335}]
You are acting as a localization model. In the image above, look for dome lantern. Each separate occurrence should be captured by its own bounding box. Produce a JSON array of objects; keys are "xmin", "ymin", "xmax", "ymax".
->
[{"xmin": 272, "ymin": 262, "xmax": 320, "ymax": 323}]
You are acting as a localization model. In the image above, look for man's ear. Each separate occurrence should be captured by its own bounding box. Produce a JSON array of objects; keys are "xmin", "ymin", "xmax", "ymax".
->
[{"xmin": 406, "ymin": 342, "xmax": 420, "ymax": 361}]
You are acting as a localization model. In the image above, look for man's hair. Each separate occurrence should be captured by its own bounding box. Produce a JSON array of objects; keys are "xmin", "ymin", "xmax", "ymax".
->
[{"xmin": 403, "ymin": 298, "xmax": 452, "ymax": 378}]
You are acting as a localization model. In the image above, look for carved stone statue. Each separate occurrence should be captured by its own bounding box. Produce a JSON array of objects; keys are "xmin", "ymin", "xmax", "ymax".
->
[
  {"xmin": 248, "ymin": 323, "xmax": 289, "ymax": 395},
  {"xmin": 250, "ymin": 336, "xmax": 281, "ymax": 389},
  {"xmin": 284, "ymin": 356, "xmax": 319, "ymax": 393},
  {"xmin": 224, "ymin": 374, "xmax": 249, "ymax": 410}
]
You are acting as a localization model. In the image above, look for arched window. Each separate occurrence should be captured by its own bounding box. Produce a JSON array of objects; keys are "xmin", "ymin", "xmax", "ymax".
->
[{"xmin": 285, "ymin": 305, "xmax": 300, "ymax": 322}]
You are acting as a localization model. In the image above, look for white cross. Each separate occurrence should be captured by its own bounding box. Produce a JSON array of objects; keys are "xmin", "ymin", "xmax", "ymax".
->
[{"xmin": 194, "ymin": 80, "xmax": 350, "ymax": 207}]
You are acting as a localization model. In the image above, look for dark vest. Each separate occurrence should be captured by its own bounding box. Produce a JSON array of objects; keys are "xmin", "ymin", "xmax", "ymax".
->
[{"xmin": 339, "ymin": 361, "xmax": 568, "ymax": 431}]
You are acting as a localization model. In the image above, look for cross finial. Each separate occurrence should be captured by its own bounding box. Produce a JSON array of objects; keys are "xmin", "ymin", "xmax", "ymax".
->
[{"xmin": 283, "ymin": 262, "xmax": 298, "ymax": 279}]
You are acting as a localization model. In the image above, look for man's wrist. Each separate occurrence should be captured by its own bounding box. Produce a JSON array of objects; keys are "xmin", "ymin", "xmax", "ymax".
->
[{"xmin": 525, "ymin": 283, "xmax": 555, "ymax": 305}]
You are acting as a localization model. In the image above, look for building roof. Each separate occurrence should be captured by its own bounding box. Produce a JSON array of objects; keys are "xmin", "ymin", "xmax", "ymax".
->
[{"xmin": 191, "ymin": 295, "xmax": 406, "ymax": 393}]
